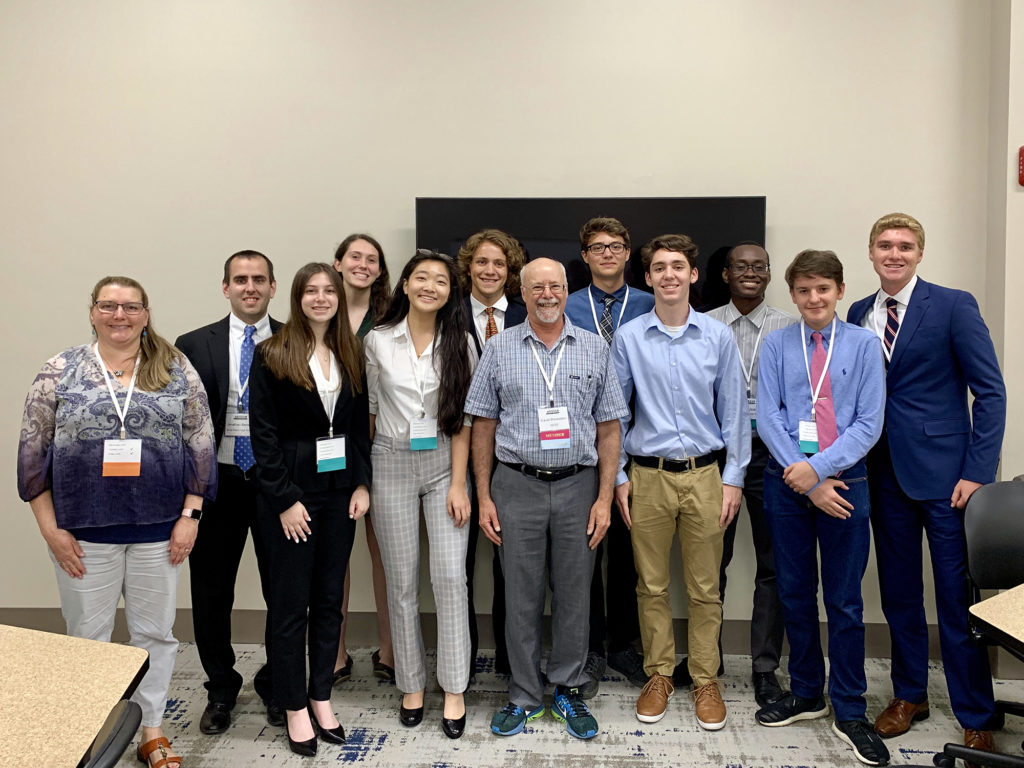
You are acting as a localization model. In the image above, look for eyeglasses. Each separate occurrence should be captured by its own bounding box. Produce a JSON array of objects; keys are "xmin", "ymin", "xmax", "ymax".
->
[
  {"xmin": 585, "ymin": 242, "xmax": 629, "ymax": 256},
  {"xmin": 527, "ymin": 283, "xmax": 566, "ymax": 296},
  {"xmin": 727, "ymin": 263, "xmax": 770, "ymax": 275},
  {"xmin": 93, "ymin": 301, "xmax": 147, "ymax": 315}
]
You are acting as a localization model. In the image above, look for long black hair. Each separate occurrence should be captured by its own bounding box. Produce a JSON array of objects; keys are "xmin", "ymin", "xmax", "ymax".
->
[{"xmin": 377, "ymin": 250, "xmax": 471, "ymax": 437}]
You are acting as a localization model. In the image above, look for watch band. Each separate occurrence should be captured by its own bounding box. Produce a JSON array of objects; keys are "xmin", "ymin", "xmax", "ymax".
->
[{"xmin": 181, "ymin": 508, "xmax": 203, "ymax": 522}]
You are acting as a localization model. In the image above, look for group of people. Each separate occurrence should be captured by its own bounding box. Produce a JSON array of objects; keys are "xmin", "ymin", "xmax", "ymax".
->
[{"xmin": 16, "ymin": 212, "xmax": 1005, "ymax": 768}]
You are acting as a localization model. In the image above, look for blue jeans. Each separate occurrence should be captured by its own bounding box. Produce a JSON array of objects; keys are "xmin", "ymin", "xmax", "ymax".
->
[{"xmin": 764, "ymin": 458, "xmax": 870, "ymax": 722}]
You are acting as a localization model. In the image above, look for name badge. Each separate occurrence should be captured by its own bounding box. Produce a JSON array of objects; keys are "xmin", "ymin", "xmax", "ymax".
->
[
  {"xmin": 316, "ymin": 435, "xmax": 346, "ymax": 473},
  {"xmin": 798, "ymin": 420, "xmax": 819, "ymax": 454},
  {"xmin": 538, "ymin": 406, "xmax": 570, "ymax": 450},
  {"xmin": 748, "ymin": 396, "xmax": 757, "ymax": 430},
  {"xmin": 224, "ymin": 412, "xmax": 250, "ymax": 438},
  {"xmin": 410, "ymin": 417, "xmax": 438, "ymax": 451},
  {"xmin": 102, "ymin": 438, "xmax": 142, "ymax": 477}
]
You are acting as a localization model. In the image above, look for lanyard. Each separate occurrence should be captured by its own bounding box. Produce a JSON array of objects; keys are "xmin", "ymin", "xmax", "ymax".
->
[
  {"xmin": 405, "ymin": 328, "xmax": 435, "ymax": 418},
  {"xmin": 93, "ymin": 343, "xmax": 141, "ymax": 440},
  {"xmin": 310, "ymin": 352, "xmax": 340, "ymax": 436},
  {"xmin": 739, "ymin": 315, "xmax": 767, "ymax": 395},
  {"xmin": 529, "ymin": 337, "xmax": 567, "ymax": 407},
  {"xmin": 800, "ymin": 317, "xmax": 836, "ymax": 419},
  {"xmin": 587, "ymin": 286, "xmax": 630, "ymax": 334}
]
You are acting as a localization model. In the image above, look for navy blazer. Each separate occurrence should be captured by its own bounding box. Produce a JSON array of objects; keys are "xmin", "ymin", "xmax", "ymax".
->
[
  {"xmin": 462, "ymin": 295, "xmax": 529, "ymax": 357},
  {"xmin": 847, "ymin": 279, "xmax": 1005, "ymax": 500},
  {"xmin": 175, "ymin": 314, "xmax": 283, "ymax": 448},
  {"xmin": 248, "ymin": 344, "xmax": 372, "ymax": 514}
]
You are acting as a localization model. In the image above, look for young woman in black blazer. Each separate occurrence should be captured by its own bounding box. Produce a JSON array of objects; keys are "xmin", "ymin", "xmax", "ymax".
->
[{"xmin": 249, "ymin": 263, "xmax": 371, "ymax": 757}]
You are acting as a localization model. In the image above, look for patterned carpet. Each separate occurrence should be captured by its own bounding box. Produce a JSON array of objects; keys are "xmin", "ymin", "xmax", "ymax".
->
[{"xmin": 118, "ymin": 645, "xmax": 1024, "ymax": 767}]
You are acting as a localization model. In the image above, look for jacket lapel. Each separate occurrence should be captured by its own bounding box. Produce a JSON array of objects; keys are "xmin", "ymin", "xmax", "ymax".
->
[{"xmin": 888, "ymin": 279, "xmax": 930, "ymax": 371}]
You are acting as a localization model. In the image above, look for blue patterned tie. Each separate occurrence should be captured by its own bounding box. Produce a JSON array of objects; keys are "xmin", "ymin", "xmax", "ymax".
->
[
  {"xmin": 234, "ymin": 325, "xmax": 256, "ymax": 471},
  {"xmin": 599, "ymin": 295, "xmax": 616, "ymax": 343}
]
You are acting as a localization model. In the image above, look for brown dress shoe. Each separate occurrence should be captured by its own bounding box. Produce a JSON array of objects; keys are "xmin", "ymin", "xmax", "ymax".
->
[
  {"xmin": 964, "ymin": 729, "xmax": 994, "ymax": 768},
  {"xmin": 873, "ymin": 697, "xmax": 929, "ymax": 737}
]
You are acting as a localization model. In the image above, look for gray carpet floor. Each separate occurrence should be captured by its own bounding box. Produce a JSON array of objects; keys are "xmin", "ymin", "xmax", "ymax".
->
[{"xmin": 119, "ymin": 645, "xmax": 1024, "ymax": 767}]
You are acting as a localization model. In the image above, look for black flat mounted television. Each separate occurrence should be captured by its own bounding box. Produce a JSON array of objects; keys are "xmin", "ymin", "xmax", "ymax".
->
[{"xmin": 415, "ymin": 196, "xmax": 766, "ymax": 309}]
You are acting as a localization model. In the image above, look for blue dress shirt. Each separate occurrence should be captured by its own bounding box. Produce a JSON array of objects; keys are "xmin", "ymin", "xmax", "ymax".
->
[
  {"xmin": 756, "ymin": 318, "xmax": 885, "ymax": 484},
  {"xmin": 565, "ymin": 283, "xmax": 655, "ymax": 336},
  {"xmin": 610, "ymin": 309, "xmax": 751, "ymax": 487}
]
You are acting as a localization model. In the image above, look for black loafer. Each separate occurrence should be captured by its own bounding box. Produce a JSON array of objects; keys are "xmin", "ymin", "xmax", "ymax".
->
[
  {"xmin": 266, "ymin": 702, "xmax": 285, "ymax": 728},
  {"xmin": 309, "ymin": 707, "xmax": 346, "ymax": 745},
  {"xmin": 442, "ymin": 713, "xmax": 466, "ymax": 739},
  {"xmin": 753, "ymin": 671, "xmax": 785, "ymax": 708},
  {"xmin": 199, "ymin": 701, "xmax": 232, "ymax": 734},
  {"xmin": 399, "ymin": 704, "xmax": 424, "ymax": 727}
]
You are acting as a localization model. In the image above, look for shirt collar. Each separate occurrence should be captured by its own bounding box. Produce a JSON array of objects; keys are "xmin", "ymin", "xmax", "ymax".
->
[
  {"xmin": 588, "ymin": 282, "xmax": 627, "ymax": 302},
  {"xmin": 522, "ymin": 314, "xmax": 577, "ymax": 346},
  {"xmin": 391, "ymin": 317, "xmax": 435, "ymax": 356},
  {"xmin": 720, "ymin": 299, "xmax": 769, "ymax": 328},
  {"xmin": 876, "ymin": 274, "xmax": 918, "ymax": 307},
  {"xmin": 642, "ymin": 307, "xmax": 705, "ymax": 338},
  {"xmin": 229, "ymin": 312, "xmax": 271, "ymax": 338},
  {"xmin": 471, "ymin": 293, "xmax": 508, "ymax": 316},
  {"xmin": 801, "ymin": 317, "xmax": 838, "ymax": 345}
]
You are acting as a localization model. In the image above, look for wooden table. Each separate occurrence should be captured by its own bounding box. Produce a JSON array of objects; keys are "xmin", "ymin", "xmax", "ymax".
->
[
  {"xmin": 0, "ymin": 624, "xmax": 149, "ymax": 768},
  {"xmin": 970, "ymin": 583, "xmax": 1024, "ymax": 659}
]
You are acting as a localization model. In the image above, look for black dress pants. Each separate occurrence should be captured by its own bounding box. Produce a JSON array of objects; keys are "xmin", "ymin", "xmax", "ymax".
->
[
  {"xmin": 259, "ymin": 488, "xmax": 356, "ymax": 710},
  {"xmin": 189, "ymin": 464, "xmax": 275, "ymax": 705},
  {"xmin": 588, "ymin": 505, "xmax": 641, "ymax": 655}
]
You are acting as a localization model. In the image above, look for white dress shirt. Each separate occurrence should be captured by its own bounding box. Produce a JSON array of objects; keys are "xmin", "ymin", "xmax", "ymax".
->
[
  {"xmin": 861, "ymin": 274, "xmax": 918, "ymax": 360},
  {"xmin": 217, "ymin": 313, "xmax": 273, "ymax": 465},
  {"xmin": 470, "ymin": 293, "xmax": 509, "ymax": 343},
  {"xmin": 365, "ymin": 318, "xmax": 477, "ymax": 440}
]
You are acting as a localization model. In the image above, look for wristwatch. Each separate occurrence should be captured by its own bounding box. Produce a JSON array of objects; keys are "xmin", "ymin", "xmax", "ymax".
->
[{"xmin": 181, "ymin": 508, "xmax": 203, "ymax": 522}]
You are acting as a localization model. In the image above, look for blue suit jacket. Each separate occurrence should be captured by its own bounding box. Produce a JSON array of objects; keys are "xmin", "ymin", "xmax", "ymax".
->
[{"xmin": 846, "ymin": 279, "xmax": 1005, "ymax": 500}]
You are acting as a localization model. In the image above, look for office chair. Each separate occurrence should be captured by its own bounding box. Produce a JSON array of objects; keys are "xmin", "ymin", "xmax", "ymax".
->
[
  {"xmin": 78, "ymin": 699, "xmax": 142, "ymax": 768},
  {"xmin": 931, "ymin": 480, "xmax": 1024, "ymax": 768}
]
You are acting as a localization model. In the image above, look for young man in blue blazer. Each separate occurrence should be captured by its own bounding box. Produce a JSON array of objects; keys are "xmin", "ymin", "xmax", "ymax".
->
[{"xmin": 847, "ymin": 213, "xmax": 1006, "ymax": 759}]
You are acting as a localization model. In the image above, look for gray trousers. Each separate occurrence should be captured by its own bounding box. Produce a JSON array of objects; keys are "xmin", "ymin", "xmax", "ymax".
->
[
  {"xmin": 52, "ymin": 540, "xmax": 179, "ymax": 727},
  {"xmin": 493, "ymin": 462, "xmax": 598, "ymax": 709},
  {"xmin": 371, "ymin": 434, "xmax": 470, "ymax": 694}
]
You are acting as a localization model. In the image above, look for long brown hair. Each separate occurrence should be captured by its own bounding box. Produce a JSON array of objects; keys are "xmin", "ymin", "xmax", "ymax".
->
[
  {"xmin": 260, "ymin": 263, "xmax": 363, "ymax": 392},
  {"xmin": 334, "ymin": 233, "xmax": 391, "ymax": 323},
  {"xmin": 90, "ymin": 276, "xmax": 177, "ymax": 392}
]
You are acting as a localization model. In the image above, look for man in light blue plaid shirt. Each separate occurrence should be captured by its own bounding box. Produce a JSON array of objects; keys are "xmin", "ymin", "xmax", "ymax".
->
[{"xmin": 465, "ymin": 258, "xmax": 629, "ymax": 741}]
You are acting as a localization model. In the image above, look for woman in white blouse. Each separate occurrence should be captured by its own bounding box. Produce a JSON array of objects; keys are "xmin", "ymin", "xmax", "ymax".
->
[{"xmin": 364, "ymin": 249, "xmax": 474, "ymax": 739}]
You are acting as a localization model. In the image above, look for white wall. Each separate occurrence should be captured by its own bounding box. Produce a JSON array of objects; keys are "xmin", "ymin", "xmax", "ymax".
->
[{"xmin": 1, "ymin": 0, "xmax": 1014, "ymax": 623}]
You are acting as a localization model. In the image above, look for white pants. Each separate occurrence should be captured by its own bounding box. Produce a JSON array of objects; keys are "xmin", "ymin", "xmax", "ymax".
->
[{"xmin": 52, "ymin": 540, "xmax": 179, "ymax": 727}]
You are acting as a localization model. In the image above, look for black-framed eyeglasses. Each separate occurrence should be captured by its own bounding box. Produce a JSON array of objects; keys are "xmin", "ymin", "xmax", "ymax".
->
[
  {"xmin": 585, "ymin": 242, "xmax": 629, "ymax": 256},
  {"xmin": 727, "ymin": 263, "xmax": 770, "ymax": 275},
  {"xmin": 93, "ymin": 301, "xmax": 147, "ymax": 315}
]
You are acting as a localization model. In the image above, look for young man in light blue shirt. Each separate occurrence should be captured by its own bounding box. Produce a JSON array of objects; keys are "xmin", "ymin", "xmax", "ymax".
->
[
  {"xmin": 755, "ymin": 249, "xmax": 888, "ymax": 766},
  {"xmin": 611, "ymin": 234, "xmax": 749, "ymax": 731}
]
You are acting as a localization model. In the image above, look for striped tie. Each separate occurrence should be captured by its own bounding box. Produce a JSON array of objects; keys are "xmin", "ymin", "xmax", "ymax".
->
[
  {"xmin": 883, "ymin": 297, "xmax": 899, "ymax": 360},
  {"xmin": 599, "ymin": 295, "xmax": 616, "ymax": 343}
]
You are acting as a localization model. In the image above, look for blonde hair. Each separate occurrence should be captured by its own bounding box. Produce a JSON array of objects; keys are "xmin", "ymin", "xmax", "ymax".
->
[
  {"xmin": 869, "ymin": 213, "xmax": 925, "ymax": 250},
  {"xmin": 90, "ymin": 276, "xmax": 178, "ymax": 391}
]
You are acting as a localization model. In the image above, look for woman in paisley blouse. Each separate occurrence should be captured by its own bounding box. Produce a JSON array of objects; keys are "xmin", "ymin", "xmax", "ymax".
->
[{"xmin": 17, "ymin": 275, "xmax": 216, "ymax": 768}]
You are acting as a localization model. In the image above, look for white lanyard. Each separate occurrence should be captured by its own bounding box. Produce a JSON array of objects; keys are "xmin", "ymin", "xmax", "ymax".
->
[
  {"xmin": 587, "ymin": 286, "xmax": 630, "ymax": 334},
  {"xmin": 800, "ymin": 317, "xmax": 836, "ymax": 418},
  {"xmin": 310, "ymin": 352, "xmax": 339, "ymax": 436},
  {"xmin": 405, "ymin": 329, "xmax": 435, "ymax": 418},
  {"xmin": 93, "ymin": 343, "xmax": 141, "ymax": 440},
  {"xmin": 740, "ymin": 316, "xmax": 767, "ymax": 395},
  {"xmin": 529, "ymin": 337, "xmax": 567, "ymax": 408}
]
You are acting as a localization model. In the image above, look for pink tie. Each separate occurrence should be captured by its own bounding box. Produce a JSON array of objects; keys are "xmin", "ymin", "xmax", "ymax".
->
[{"xmin": 811, "ymin": 331, "xmax": 838, "ymax": 450}]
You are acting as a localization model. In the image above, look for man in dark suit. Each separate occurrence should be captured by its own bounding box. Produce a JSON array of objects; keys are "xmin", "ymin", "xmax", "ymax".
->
[
  {"xmin": 175, "ymin": 250, "xmax": 283, "ymax": 733},
  {"xmin": 456, "ymin": 229, "xmax": 528, "ymax": 679},
  {"xmin": 847, "ymin": 213, "xmax": 1006, "ymax": 759}
]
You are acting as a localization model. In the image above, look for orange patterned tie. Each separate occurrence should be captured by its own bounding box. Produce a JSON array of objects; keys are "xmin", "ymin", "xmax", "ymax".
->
[{"xmin": 485, "ymin": 307, "xmax": 498, "ymax": 341}]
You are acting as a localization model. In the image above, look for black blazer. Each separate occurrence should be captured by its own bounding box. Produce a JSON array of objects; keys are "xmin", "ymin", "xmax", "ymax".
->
[
  {"xmin": 175, "ymin": 315, "xmax": 284, "ymax": 448},
  {"xmin": 248, "ymin": 344, "xmax": 371, "ymax": 514},
  {"xmin": 462, "ymin": 295, "xmax": 529, "ymax": 357}
]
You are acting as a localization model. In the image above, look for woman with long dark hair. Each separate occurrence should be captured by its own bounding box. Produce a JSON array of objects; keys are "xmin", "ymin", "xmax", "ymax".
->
[
  {"xmin": 363, "ymin": 250, "xmax": 474, "ymax": 738},
  {"xmin": 332, "ymin": 233, "xmax": 396, "ymax": 684},
  {"xmin": 249, "ymin": 263, "xmax": 371, "ymax": 757}
]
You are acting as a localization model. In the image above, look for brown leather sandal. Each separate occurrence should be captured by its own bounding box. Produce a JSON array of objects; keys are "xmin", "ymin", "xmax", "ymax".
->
[{"xmin": 136, "ymin": 736, "xmax": 182, "ymax": 768}]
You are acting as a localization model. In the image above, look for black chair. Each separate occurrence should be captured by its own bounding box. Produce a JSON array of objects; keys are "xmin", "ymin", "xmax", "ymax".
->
[
  {"xmin": 931, "ymin": 480, "xmax": 1024, "ymax": 768},
  {"xmin": 78, "ymin": 699, "xmax": 142, "ymax": 768}
]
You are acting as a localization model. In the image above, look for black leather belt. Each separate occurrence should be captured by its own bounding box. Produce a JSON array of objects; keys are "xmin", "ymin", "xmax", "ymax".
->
[
  {"xmin": 500, "ymin": 462, "xmax": 588, "ymax": 482},
  {"xmin": 630, "ymin": 453, "xmax": 716, "ymax": 473}
]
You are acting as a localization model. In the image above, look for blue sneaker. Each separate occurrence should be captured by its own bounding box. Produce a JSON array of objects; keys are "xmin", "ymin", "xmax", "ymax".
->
[
  {"xmin": 552, "ymin": 685, "xmax": 599, "ymax": 739},
  {"xmin": 490, "ymin": 702, "xmax": 545, "ymax": 736}
]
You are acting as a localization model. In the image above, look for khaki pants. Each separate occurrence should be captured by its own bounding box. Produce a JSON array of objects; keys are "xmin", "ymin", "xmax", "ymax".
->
[{"xmin": 629, "ymin": 461, "xmax": 724, "ymax": 686}]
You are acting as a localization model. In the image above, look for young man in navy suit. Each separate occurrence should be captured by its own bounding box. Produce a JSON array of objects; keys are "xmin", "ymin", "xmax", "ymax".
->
[
  {"xmin": 847, "ymin": 213, "xmax": 1006, "ymax": 759},
  {"xmin": 175, "ymin": 250, "xmax": 283, "ymax": 733},
  {"xmin": 456, "ymin": 229, "xmax": 528, "ymax": 679}
]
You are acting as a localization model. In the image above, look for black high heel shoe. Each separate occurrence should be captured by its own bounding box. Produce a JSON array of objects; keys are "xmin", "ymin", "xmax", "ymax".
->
[
  {"xmin": 441, "ymin": 693, "xmax": 466, "ymax": 739},
  {"xmin": 286, "ymin": 716, "xmax": 317, "ymax": 758},
  {"xmin": 308, "ymin": 705, "xmax": 346, "ymax": 744},
  {"xmin": 399, "ymin": 694, "xmax": 424, "ymax": 727}
]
